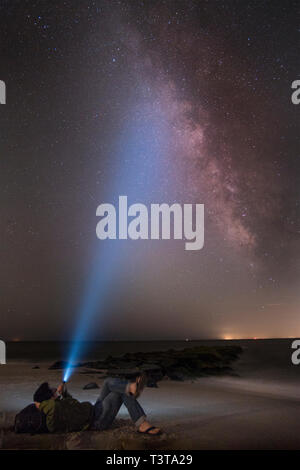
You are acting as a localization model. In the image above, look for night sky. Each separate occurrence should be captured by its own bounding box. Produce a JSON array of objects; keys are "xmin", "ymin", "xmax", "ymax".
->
[{"xmin": 1, "ymin": 0, "xmax": 300, "ymax": 341}]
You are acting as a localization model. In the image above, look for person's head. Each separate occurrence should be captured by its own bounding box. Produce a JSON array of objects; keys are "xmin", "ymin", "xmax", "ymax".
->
[
  {"xmin": 131, "ymin": 371, "xmax": 147, "ymax": 398},
  {"xmin": 33, "ymin": 382, "xmax": 55, "ymax": 403}
]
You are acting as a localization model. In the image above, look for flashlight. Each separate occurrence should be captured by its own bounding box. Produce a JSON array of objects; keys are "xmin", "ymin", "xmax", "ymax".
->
[{"xmin": 61, "ymin": 381, "xmax": 67, "ymax": 398}]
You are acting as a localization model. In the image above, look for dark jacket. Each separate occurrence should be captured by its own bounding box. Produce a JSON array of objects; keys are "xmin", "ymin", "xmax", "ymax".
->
[{"xmin": 39, "ymin": 392, "xmax": 94, "ymax": 433}]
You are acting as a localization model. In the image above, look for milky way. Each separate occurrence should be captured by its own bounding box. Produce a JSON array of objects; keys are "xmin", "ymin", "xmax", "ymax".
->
[
  {"xmin": 117, "ymin": 7, "xmax": 300, "ymax": 274},
  {"xmin": 1, "ymin": 0, "xmax": 299, "ymax": 340}
]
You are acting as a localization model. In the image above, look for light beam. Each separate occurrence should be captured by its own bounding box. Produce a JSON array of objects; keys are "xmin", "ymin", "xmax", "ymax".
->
[{"xmin": 63, "ymin": 107, "xmax": 168, "ymax": 382}]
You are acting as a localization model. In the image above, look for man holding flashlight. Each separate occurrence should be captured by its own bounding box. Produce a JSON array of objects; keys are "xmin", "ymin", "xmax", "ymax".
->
[
  {"xmin": 33, "ymin": 374, "xmax": 161, "ymax": 435},
  {"xmin": 34, "ymin": 382, "xmax": 93, "ymax": 433}
]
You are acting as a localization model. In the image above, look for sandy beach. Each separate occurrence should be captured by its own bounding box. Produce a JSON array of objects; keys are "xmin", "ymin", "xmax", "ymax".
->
[{"xmin": 1, "ymin": 339, "xmax": 300, "ymax": 450}]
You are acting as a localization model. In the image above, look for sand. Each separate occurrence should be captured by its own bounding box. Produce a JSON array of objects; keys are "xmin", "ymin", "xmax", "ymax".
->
[{"xmin": 1, "ymin": 339, "xmax": 300, "ymax": 450}]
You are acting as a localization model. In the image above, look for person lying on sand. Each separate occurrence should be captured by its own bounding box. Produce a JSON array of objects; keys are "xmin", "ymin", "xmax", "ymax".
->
[{"xmin": 33, "ymin": 374, "xmax": 162, "ymax": 435}]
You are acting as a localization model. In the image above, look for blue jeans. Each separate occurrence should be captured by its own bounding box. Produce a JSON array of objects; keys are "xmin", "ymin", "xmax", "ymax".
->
[{"xmin": 92, "ymin": 378, "xmax": 147, "ymax": 430}]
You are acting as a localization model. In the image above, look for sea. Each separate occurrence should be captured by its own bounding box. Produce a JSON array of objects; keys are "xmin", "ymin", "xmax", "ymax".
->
[{"xmin": 4, "ymin": 338, "xmax": 298, "ymax": 380}]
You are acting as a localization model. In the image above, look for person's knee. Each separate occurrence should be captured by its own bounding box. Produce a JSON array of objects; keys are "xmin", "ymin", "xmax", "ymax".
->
[
  {"xmin": 100, "ymin": 378, "xmax": 113, "ymax": 392},
  {"xmin": 102, "ymin": 377, "xmax": 115, "ymax": 388},
  {"xmin": 103, "ymin": 392, "xmax": 121, "ymax": 409}
]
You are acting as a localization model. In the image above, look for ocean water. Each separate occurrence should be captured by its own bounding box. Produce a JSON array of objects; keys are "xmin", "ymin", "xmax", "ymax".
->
[
  {"xmin": 5, "ymin": 338, "xmax": 297, "ymax": 374},
  {"xmin": 6, "ymin": 339, "xmax": 229, "ymax": 362}
]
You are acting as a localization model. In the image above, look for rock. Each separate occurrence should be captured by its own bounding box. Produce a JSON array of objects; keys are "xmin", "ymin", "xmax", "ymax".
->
[
  {"xmin": 105, "ymin": 368, "xmax": 141, "ymax": 378},
  {"xmin": 140, "ymin": 363, "xmax": 162, "ymax": 372},
  {"xmin": 83, "ymin": 382, "xmax": 99, "ymax": 390},
  {"xmin": 166, "ymin": 372, "xmax": 185, "ymax": 381},
  {"xmin": 48, "ymin": 360, "xmax": 82, "ymax": 370},
  {"xmin": 80, "ymin": 345, "xmax": 243, "ymax": 384},
  {"xmin": 146, "ymin": 379, "xmax": 158, "ymax": 388}
]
